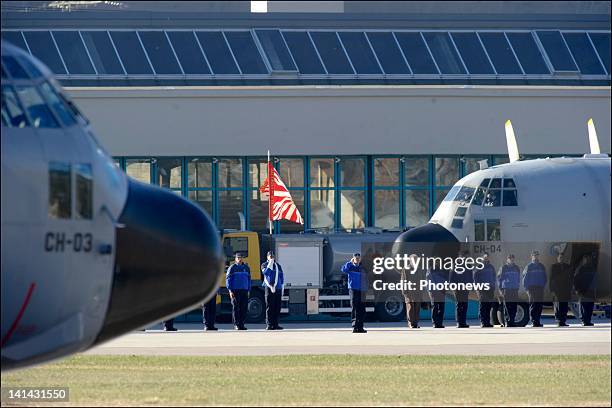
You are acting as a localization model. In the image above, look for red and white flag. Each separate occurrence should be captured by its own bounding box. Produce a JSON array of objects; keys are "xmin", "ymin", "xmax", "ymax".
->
[{"xmin": 260, "ymin": 158, "xmax": 304, "ymax": 226}]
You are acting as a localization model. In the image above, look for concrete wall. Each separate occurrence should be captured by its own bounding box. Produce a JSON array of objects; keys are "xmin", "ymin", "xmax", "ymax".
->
[{"xmin": 67, "ymin": 85, "xmax": 611, "ymax": 157}]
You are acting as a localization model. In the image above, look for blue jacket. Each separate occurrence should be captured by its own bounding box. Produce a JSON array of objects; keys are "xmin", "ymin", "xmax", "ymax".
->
[
  {"xmin": 261, "ymin": 261, "xmax": 284, "ymax": 290},
  {"xmin": 341, "ymin": 261, "xmax": 367, "ymax": 291},
  {"xmin": 226, "ymin": 262, "xmax": 251, "ymax": 291},
  {"xmin": 522, "ymin": 262, "xmax": 547, "ymax": 289},
  {"xmin": 450, "ymin": 268, "xmax": 473, "ymax": 285},
  {"xmin": 499, "ymin": 264, "xmax": 521, "ymax": 289},
  {"xmin": 473, "ymin": 262, "xmax": 496, "ymax": 289},
  {"xmin": 427, "ymin": 268, "xmax": 449, "ymax": 285}
]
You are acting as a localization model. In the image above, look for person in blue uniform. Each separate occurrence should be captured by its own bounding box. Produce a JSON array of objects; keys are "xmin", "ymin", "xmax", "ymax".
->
[
  {"xmin": 473, "ymin": 253, "xmax": 496, "ymax": 328},
  {"xmin": 427, "ymin": 266, "xmax": 449, "ymax": 329},
  {"xmin": 550, "ymin": 252, "xmax": 573, "ymax": 327},
  {"xmin": 498, "ymin": 254, "xmax": 521, "ymax": 327},
  {"xmin": 522, "ymin": 250, "xmax": 547, "ymax": 327},
  {"xmin": 341, "ymin": 253, "xmax": 367, "ymax": 333},
  {"xmin": 261, "ymin": 251, "xmax": 284, "ymax": 331},
  {"xmin": 450, "ymin": 250, "xmax": 472, "ymax": 328},
  {"xmin": 202, "ymin": 291, "xmax": 218, "ymax": 331},
  {"xmin": 226, "ymin": 252, "xmax": 251, "ymax": 330},
  {"xmin": 573, "ymin": 253, "xmax": 597, "ymax": 327}
]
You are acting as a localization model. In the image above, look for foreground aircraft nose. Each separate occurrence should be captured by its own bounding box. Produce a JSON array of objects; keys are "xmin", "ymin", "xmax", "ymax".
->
[
  {"xmin": 395, "ymin": 223, "xmax": 459, "ymax": 244},
  {"xmin": 95, "ymin": 180, "xmax": 222, "ymax": 343},
  {"xmin": 393, "ymin": 223, "xmax": 460, "ymax": 259}
]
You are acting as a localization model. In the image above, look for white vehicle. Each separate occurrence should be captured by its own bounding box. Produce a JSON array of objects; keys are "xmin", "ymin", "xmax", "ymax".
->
[
  {"xmin": 396, "ymin": 119, "xmax": 611, "ymax": 307},
  {"xmin": 1, "ymin": 41, "xmax": 223, "ymax": 371}
]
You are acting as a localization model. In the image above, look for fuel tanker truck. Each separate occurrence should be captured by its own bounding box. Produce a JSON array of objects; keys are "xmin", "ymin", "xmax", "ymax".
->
[{"xmin": 216, "ymin": 228, "xmax": 406, "ymax": 322}]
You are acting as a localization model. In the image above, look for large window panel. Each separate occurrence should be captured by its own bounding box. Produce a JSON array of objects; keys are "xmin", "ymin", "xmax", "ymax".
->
[
  {"xmin": 255, "ymin": 29, "xmax": 297, "ymax": 71},
  {"xmin": 125, "ymin": 159, "xmax": 151, "ymax": 183},
  {"xmin": 340, "ymin": 190, "xmax": 365, "ymax": 229},
  {"xmin": 218, "ymin": 190, "xmax": 244, "ymax": 229},
  {"xmin": 478, "ymin": 32, "xmax": 523, "ymax": 74},
  {"xmin": 248, "ymin": 158, "xmax": 268, "ymax": 188},
  {"xmin": 394, "ymin": 32, "xmax": 439, "ymax": 74},
  {"xmin": 167, "ymin": 31, "xmax": 211, "ymax": 74},
  {"xmin": 279, "ymin": 158, "xmax": 304, "ymax": 187},
  {"xmin": 563, "ymin": 33, "xmax": 605, "ymax": 75},
  {"xmin": 366, "ymin": 32, "xmax": 410, "ymax": 74},
  {"xmin": 338, "ymin": 32, "xmax": 381, "ymax": 74},
  {"xmin": 589, "ymin": 33, "xmax": 610, "ymax": 75},
  {"xmin": 506, "ymin": 32, "xmax": 549, "ymax": 75},
  {"xmin": 138, "ymin": 31, "xmax": 182, "ymax": 74},
  {"xmin": 2, "ymin": 31, "xmax": 28, "ymax": 52},
  {"xmin": 434, "ymin": 188, "xmax": 450, "ymax": 211},
  {"xmin": 374, "ymin": 158, "xmax": 399, "ymax": 186},
  {"xmin": 310, "ymin": 189, "xmax": 334, "ymax": 229},
  {"xmin": 1, "ymin": 84, "xmax": 29, "ymax": 128},
  {"xmin": 423, "ymin": 32, "xmax": 466, "ymax": 75},
  {"xmin": 156, "ymin": 158, "xmax": 182, "ymax": 190},
  {"xmin": 405, "ymin": 189, "xmax": 429, "ymax": 227},
  {"xmin": 218, "ymin": 158, "xmax": 243, "ymax": 188},
  {"xmin": 52, "ymin": 31, "xmax": 95, "ymax": 74},
  {"xmin": 310, "ymin": 158, "xmax": 335, "ymax": 188},
  {"xmin": 225, "ymin": 31, "xmax": 268, "ymax": 74},
  {"xmin": 282, "ymin": 31, "xmax": 326, "ymax": 74},
  {"xmin": 187, "ymin": 158, "xmax": 212, "ymax": 188},
  {"xmin": 463, "ymin": 157, "xmax": 488, "ymax": 175},
  {"xmin": 81, "ymin": 31, "xmax": 125, "ymax": 75},
  {"xmin": 435, "ymin": 157, "xmax": 460, "ymax": 186},
  {"xmin": 375, "ymin": 190, "xmax": 400, "ymax": 229},
  {"xmin": 188, "ymin": 190, "xmax": 213, "ymax": 216},
  {"xmin": 310, "ymin": 31, "xmax": 354, "ymax": 74},
  {"xmin": 249, "ymin": 188, "xmax": 270, "ymax": 232},
  {"xmin": 22, "ymin": 31, "xmax": 66, "ymax": 75},
  {"xmin": 536, "ymin": 31, "xmax": 578, "ymax": 72},
  {"xmin": 109, "ymin": 31, "xmax": 153, "ymax": 75},
  {"xmin": 404, "ymin": 157, "xmax": 430, "ymax": 186},
  {"xmin": 451, "ymin": 32, "xmax": 494, "ymax": 74},
  {"xmin": 196, "ymin": 31, "xmax": 240, "ymax": 74},
  {"xmin": 340, "ymin": 157, "xmax": 365, "ymax": 187}
]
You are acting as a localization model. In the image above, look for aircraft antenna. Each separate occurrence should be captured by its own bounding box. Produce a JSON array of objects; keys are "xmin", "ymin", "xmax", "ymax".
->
[
  {"xmin": 504, "ymin": 120, "xmax": 520, "ymax": 163},
  {"xmin": 587, "ymin": 118, "xmax": 601, "ymax": 154}
]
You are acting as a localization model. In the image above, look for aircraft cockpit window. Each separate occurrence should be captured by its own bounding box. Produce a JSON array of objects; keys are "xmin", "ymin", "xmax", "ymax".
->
[
  {"xmin": 49, "ymin": 162, "xmax": 71, "ymax": 219},
  {"xmin": 484, "ymin": 189, "xmax": 501, "ymax": 207},
  {"xmin": 503, "ymin": 178, "xmax": 516, "ymax": 188},
  {"xmin": 502, "ymin": 189, "xmax": 518, "ymax": 206},
  {"xmin": 39, "ymin": 81, "xmax": 77, "ymax": 127},
  {"xmin": 1, "ymin": 63, "xmax": 7, "ymax": 79},
  {"xmin": 14, "ymin": 84, "xmax": 60, "ymax": 128},
  {"xmin": 15, "ymin": 55, "xmax": 43, "ymax": 78},
  {"xmin": 489, "ymin": 178, "xmax": 502, "ymax": 188},
  {"xmin": 1, "ymin": 84, "xmax": 29, "ymax": 128},
  {"xmin": 2, "ymin": 55, "xmax": 29, "ymax": 79},
  {"xmin": 442, "ymin": 185, "xmax": 461, "ymax": 202},
  {"xmin": 453, "ymin": 186, "xmax": 475, "ymax": 204},
  {"xmin": 479, "ymin": 178, "xmax": 491, "ymax": 188},
  {"xmin": 472, "ymin": 187, "xmax": 486, "ymax": 206},
  {"xmin": 75, "ymin": 164, "xmax": 93, "ymax": 220}
]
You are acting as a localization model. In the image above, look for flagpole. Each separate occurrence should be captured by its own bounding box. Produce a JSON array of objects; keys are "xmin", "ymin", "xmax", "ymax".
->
[{"xmin": 268, "ymin": 150, "xmax": 273, "ymax": 235}]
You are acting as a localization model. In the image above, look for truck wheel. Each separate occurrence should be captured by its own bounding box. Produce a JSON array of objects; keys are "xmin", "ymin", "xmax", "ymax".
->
[
  {"xmin": 246, "ymin": 290, "xmax": 265, "ymax": 323},
  {"xmin": 375, "ymin": 294, "xmax": 405, "ymax": 322},
  {"xmin": 515, "ymin": 302, "xmax": 530, "ymax": 327}
]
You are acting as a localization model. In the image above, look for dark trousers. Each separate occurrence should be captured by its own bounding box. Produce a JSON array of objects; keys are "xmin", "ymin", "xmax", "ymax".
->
[
  {"xmin": 405, "ymin": 301, "xmax": 421, "ymax": 327},
  {"xmin": 501, "ymin": 288, "xmax": 519, "ymax": 325},
  {"xmin": 265, "ymin": 286, "xmax": 282, "ymax": 328},
  {"xmin": 580, "ymin": 300, "xmax": 595, "ymax": 324},
  {"xmin": 552, "ymin": 294, "xmax": 568, "ymax": 324},
  {"xmin": 429, "ymin": 290, "xmax": 446, "ymax": 327},
  {"xmin": 162, "ymin": 318, "xmax": 175, "ymax": 330},
  {"xmin": 350, "ymin": 289, "xmax": 366, "ymax": 330},
  {"xmin": 454, "ymin": 290, "xmax": 469, "ymax": 326},
  {"xmin": 202, "ymin": 296, "xmax": 217, "ymax": 329},
  {"xmin": 231, "ymin": 289, "xmax": 249, "ymax": 328},
  {"xmin": 477, "ymin": 290, "xmax": 495, "ymax": 326},
  {"xmin": 527, "ymin": 287, "xmax": 544, "ymax": 325}
]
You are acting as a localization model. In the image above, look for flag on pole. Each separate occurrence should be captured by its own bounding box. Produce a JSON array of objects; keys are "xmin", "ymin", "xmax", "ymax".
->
[{"xmin": 260, "ymin": 156, "xmax": 304, "ymax": 226}]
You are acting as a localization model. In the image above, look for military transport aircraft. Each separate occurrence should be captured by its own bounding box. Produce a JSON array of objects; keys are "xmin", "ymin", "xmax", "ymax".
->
[{"xmin": 1, "ymin": 41, "xmax": 224, "ymax": 371}]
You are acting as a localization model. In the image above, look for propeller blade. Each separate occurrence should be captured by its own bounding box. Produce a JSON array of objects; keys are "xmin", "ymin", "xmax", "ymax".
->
[
  {"xmin": 504, "ymin": 120, "xmax": 520, "ymax": 163},
  {"xmin": 587, "ymin": 118, "xmax": 601, "ymax": 154}
]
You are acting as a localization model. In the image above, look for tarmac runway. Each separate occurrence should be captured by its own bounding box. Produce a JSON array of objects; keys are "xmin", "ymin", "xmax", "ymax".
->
[{"xmin": 86, "ymin": 319, "xmax": 611, "ymax": 356}]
